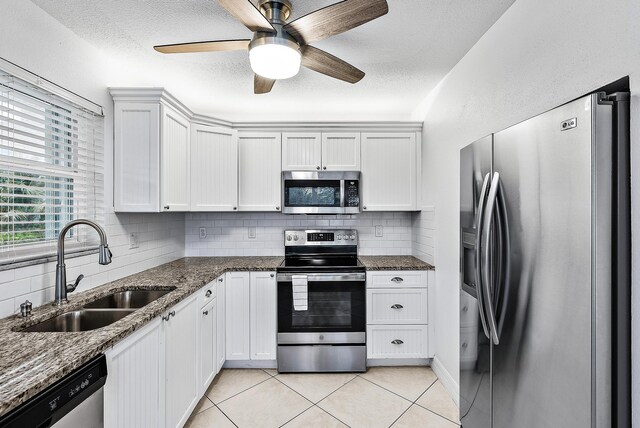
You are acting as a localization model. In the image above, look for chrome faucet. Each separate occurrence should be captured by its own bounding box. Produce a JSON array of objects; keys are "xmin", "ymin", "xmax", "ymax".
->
[{"xmin": 55, "ymin": 219, "xmax": 112, "ymax": 305}]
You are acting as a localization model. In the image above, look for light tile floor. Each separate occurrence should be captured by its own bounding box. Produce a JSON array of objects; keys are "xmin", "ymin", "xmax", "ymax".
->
[{"xmin": 185, "ymin": 367, "xmax": 460, "ymax": 428}]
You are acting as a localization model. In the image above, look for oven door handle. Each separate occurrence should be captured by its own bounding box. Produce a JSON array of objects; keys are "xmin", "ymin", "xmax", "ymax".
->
[{"xmin": 276, "ymin": 273, "xmax": 366, "ymax": 282}]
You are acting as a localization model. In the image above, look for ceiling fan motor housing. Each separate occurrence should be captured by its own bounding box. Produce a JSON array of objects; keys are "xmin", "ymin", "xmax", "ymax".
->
[
  {"xmin": 258, "ymin": 0, "xmax": 292, "ymax": 25},
  {"xmin": 251, "ymin": 0, "xmax": 300, "ymax": 61}
]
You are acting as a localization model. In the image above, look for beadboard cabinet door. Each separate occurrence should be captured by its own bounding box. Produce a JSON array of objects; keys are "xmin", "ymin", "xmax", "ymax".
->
[
  {"xmin": 104, "ymin": 318, "xmax": 163, "ymax": 428},
  {"xmin": 191, "ymin": 124, "xmax": 238, "ymax": 211},
  {"xmin": 161, "ymin": 104, "xmax": 190, "ymax": 211},
  {"xmin": 113, "ymin": 102, "xmax": 160, "ymax": 212},
  {"xmin": 282, "ymin": 132, "xmax": 322, "ymax": 171},
  {"xmin": 225, "ymin": 272, "xmax": 251, "ymax": 360},
  {"xmin": 321, "ymin": 132, "xmax": 360, "ymax": 171},
  {"xmin": 250, "ymin": 272, "xmax": 277, "ymax": 360},
  {"xmin": 164, "ymin": 293, "xmax": 199, "ymax": 428},
  {"xmin": 238, "ymin": 132, "xmax": 282, "ymax": 211},
  {"xmin": 199, "ymin": 297, "xmax": 217, "ymax": 395},
  {"xmin": 361, "ymin": 133, "xmax": 417, "ymax": 211},
  {"xmin": 216, "ymin": 276, "xmax": 226, "ymax": 373}
]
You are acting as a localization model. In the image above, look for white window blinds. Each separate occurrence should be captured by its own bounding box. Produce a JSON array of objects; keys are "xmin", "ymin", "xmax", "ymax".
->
[{"xmin": 0, "ymin": 71, "xmax": 104, "ymax": 266}]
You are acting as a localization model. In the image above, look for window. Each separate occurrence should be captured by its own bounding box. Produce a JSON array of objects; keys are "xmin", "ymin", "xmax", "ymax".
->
[{"xmin": 0, "ymin": 70, "xmax": 104, "ymax": 266}]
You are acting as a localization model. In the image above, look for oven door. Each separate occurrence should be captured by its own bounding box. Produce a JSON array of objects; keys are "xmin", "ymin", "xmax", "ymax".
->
[{"xmin": 277, "ymin": 272, "xmax": 366, "ymax": 344}]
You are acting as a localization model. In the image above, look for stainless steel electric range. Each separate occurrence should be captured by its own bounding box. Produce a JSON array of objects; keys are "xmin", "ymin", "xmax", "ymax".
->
[{"xmin": 276, "ymin": 229, "xmax": 366, "ymax": 373}]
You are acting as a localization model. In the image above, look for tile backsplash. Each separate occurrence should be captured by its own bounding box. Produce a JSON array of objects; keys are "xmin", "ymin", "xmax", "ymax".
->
[
  {"xmin": 185, "ymin": 212, "xmax": 413, "ymax": 257},
  {"xmin": 0, "ymin": 213, "xmax": 185, "ymax": 318},
  {"xmin": 412, "ymin": 207, "xmax": 436, "ymax": 265}
]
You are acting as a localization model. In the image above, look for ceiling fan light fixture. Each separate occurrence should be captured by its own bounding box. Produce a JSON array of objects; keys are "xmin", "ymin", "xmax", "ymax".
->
[{"xmin": 249, "ymin": 37, "xmax": 301, "ymax": 80}]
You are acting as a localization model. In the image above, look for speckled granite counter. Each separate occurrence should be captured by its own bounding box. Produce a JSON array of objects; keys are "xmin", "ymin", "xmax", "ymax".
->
[
  {"xmin": 0, "ymin": 256, "xmax": 282, "ymax": 418},
  {"xmin": 359, "ymin": 256, "xmax": 435, "ymax": 270}
]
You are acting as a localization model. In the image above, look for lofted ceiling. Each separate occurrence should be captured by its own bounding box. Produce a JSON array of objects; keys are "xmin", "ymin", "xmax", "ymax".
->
[{"xmin": 31, "ymin": 0, "xmax": 514, "ymax": 122}]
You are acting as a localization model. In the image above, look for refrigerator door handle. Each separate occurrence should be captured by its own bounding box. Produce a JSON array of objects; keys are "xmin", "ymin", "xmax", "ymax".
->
[
  {"xmin": 481, "ymin": 172, "xmax": 501, "ymax": 345},
  {"xmin": 475, "ymin": 173, "xmax": 492, "ymax": 340},
  {"xmin": 496, "ymin": 178, "xmax": 511, "ymax": 337}
]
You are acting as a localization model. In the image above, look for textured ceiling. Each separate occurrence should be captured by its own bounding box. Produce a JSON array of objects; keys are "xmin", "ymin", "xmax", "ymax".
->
[{"xmin": 31, "ymin": 0, "xmax": 515, "ymax": 122}]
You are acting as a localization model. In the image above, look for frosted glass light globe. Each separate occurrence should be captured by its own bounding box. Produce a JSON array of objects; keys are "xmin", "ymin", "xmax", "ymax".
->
[{"xmin": 249, "ymin": 43, "xmax": 301, "ymax": 80}]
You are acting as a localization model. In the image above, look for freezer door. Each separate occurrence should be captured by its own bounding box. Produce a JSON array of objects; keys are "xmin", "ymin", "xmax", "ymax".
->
[
  {"xmin": 459, "ymin": 136, "xmax": 492, "ymax": 427},
  {"xmin": 491, "ymin": 94, "xmax": 612, "ymax": 428}
]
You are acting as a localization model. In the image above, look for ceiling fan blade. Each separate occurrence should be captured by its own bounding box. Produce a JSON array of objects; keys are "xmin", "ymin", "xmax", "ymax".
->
[
  {"xmin": 284, "ymin": 0, "xmax": 388, "ymax": 44},
  {"xmin": 301, "ymin": 45, "xmax": 364, "ymax": 84},
  {"xmin": 254, "ymin": 74, "xmax": 276, "ymax": 94},
  {"xmin": 218, "ymin": 0, "xmax": 276, "ymax": 33},
  {"xmin": 154, "ymin": 39, "xmax": 251, "ymax": 54}
]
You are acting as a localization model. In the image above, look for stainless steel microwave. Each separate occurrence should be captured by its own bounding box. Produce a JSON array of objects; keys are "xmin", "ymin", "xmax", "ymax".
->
[{"xmin": 282, "ymin": 171, "xmax": 360, "ymax": 214}]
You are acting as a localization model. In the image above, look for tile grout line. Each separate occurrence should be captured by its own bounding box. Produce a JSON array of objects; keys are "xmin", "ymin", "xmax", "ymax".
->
[
  {"xmin": 213, "ymin": 403, "xmax": 240, "ymax": 428},
  {"xmin": 208, "ymin": 370, "xmax": 274, "ymax": 406},
  {"xmin": 412, "ymin": 379, "xmax": 461, "ymax": 425},
  {"xmin": 356, "ymin": 374, "xmax": 421, "ymax": 405}
]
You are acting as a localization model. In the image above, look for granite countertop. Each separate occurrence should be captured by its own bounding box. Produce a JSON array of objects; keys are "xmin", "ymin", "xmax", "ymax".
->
[
  {"xmin": 0, "ymin": 254, "xmax": 434, "ymax": 417},
  {"xmin": 0, "ymin": 256, "xmax": 282, "ymax": 418},
  {"xmin": 359, "ymin": 256, "xmax": 435, "ymax": 271}
]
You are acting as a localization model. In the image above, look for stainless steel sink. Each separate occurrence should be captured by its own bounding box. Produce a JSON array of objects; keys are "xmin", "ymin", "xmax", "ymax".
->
[
  {"xmin": 83, "ymin": 288, "xmax": 175, "ymax": 309},
  {"xmin": 22, "ymin": 309, "xmax": 135, "ymax": 332}
]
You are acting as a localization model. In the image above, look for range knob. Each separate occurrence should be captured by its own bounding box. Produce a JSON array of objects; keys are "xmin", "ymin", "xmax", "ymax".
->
[
  {"xmin": 337, "ymin": 234, "xmax": 342, "ymax": 240},
  {"xmin": 350, "ymin": 234, "xmax": 356, "ymax": 240},
  {"xmin": 293, "ymin": 235, "xmax": 299, "ymax": 241},
  {"xmin": 286, "ymin": 235, "xmax": 292, "ymax": 241}
]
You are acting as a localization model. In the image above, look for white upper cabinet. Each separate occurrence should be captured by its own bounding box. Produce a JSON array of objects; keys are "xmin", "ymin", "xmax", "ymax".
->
[
  {"xmin": 161, "ymin": 104, "xmax": 190, "ymax": 211},
  {"xmin": 321, "ymin": 132, "xmax": 361, "ymax": 171},
  {"xmin": 361, "ymin": 132, "xmax": 417, "ymax": 211},
  {"xmin": 282, "ymin": 132, "xmax": 322, "ymax": 171},
  {"xmin": 282, "ymin": 132, "xmax": 361, "ymax": 171},
  {"xmin": 190, "ymin": 124, "xmax": 238, "ymax": 211},
  {"xmin": 238, "ymin": 132, "xmax": 282, "ymax": 212}
]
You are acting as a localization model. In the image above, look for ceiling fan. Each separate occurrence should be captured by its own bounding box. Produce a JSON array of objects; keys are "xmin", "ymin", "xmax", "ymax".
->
[{"xmin": 154, "ymin": 0, "xmax": 389, "ymax": 94}]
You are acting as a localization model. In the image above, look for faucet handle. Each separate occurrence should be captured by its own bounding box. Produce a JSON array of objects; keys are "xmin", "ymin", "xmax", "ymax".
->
[
  {"xmin": 66, "ymin": 274, "xmax": 85, "ymax": 293},
  {"xmin": 20, "ymin": 300, "xmax": 32, "ymax": 317}
]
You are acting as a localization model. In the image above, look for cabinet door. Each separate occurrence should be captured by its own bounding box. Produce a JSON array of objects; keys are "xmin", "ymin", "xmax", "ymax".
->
[
  {"xmin": 216, "ymin": 276, "xmax": 226, "ymax": 373},
  {"xmin": 361, "ymin": 133, "xmax": 417, "ymax": 211},
  {"xmin": 104, "ymin": 318, "xmax": 163, "ymax": 428},
  {"xmin": 321, "ymin": 132, "xmax": 361, "ymax": 171},
  {"xmin": 191, "ymin": 124, "xmax": 238, "ymax": 211},
  {"xmin": 199, "ymin": 298, "xmax": 217, "ymax": 395},
  {"xmin": 113, "ymin": 102, "xmax": 160, "ymax": 212},
  {"xmin": 164, "ymin": 294, "xmax": 199, "ymax": 428},
  {"xmin": 250, "ymin": 272, "xmax": 277, "ymax": 360},
  {"xmin": 282, "ymin": 132, "xmax": 322, "ymax": 171},
  {"xmin": 161, "ymin": 104, "xmax": 190, "ymax": 211},
  {"xmin": 238, "ymin": 132, "xmax": 282, "ymax": 211},
  {"xmin": 225, "ymin": 272, "xmax": 250, "ymax": 360}
]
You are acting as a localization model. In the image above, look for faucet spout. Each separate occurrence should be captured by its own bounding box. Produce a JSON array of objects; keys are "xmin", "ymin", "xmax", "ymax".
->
[{"xmin": 55, "ymin": 219, "xmax": 112, "ymax": 305}]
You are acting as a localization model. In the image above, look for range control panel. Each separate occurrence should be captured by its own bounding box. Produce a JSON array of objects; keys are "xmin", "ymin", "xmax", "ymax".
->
[{"xmin": 285, "ymin": 229, "xmax": 358, "ymax": 246}]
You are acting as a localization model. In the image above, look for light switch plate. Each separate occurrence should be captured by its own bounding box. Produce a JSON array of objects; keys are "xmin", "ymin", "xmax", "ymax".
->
[
  {"xmin": 199, "ymin": 227, "xmax": 207, "ymax": 239},
  {"xmin": 129, "ymin": 232, "xmax": 139, "ymax": 249},
  {"xmin": 248, "ymin": 226, "xmax": 257, "ymax": 239},
  {"xmin": 375, "ymin": 225, "xmax": 383, "ymax": 237}
]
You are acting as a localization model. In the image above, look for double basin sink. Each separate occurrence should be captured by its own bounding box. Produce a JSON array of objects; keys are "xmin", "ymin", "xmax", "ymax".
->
[{"xmin": 22, "ymin": 288, "xmax": 176, "ymax": 333}]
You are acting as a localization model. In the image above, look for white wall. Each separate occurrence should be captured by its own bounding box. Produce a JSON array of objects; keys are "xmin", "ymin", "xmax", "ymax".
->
[
  {"xmin": 0, "ymin": 1, "xmax": 185, "ymax": 315},
  {"xmin": 418, "ymin": 0, "xmax": 640, "ymax": 421},
  {"xmin": 185, "ymin": 212, "xmax": 413, "ymax": 257}
]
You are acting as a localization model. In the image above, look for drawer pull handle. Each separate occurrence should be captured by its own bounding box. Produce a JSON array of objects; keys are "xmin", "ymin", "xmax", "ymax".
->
[
  {"xmin": 391, "ymin": 304, "xmax": 404, "ymax": 309},
  {"xmin": 169, "ymin": 311, "xmax": 175, "ymax": 317},
  {"xmin": 162, "ymin": 314, "xmax": 171, "ymax": 321},
  {"xmin": 391, "ymin": 339, "xmax": 404, "ymax": 345},
  {"xmin": 203, "ymin": 310, "xmax": 209, "ymax": 316},
  {"xmin": 205, "ymin": 290, "xmax": 212, "ymax": 298},
  {"xmin": 218, "ymin": 278, "xmax": 223, "ymax": 282},
  {"xmin": 390, "ymin": 277, "xmax": 404, "ymax": 283}
]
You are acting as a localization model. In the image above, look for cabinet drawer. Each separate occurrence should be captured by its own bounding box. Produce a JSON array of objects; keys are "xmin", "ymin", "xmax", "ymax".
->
[
  {"xmin": 367, "ymin": 289, "xmax": 428, "ymax": 324},
  {"xmin": 366, "ymin": 325, "xmax": 428, "ymax": 359},
  {"xmin": 367, "ymin": 271, "xmax": 427, "ymax": 288}
]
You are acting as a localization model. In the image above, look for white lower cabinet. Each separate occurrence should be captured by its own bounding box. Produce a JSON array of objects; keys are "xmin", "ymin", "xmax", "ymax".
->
[
  {"xmin": 225, "ymin": 271, "xmax": 277, "ymax": 361},
  {"xmin": 199, "ymin": 297, "xmax": 217, "ymax": 395},
  {"xmin": 367, "ymin": 325, "xmax": 429, "ymax": 358},
  {"xmin": 104, "ymin": 293, "xmax": 199, "ymax": 428},
  {"xmin": 216, "ymin": 276, "xmax": 226, "ymax": 372}
]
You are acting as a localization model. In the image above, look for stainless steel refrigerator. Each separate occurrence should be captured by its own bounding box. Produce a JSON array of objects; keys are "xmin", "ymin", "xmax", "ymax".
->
[{"xmin": 459, "ymin": 92, "xmax": 630, "ymax": 428}]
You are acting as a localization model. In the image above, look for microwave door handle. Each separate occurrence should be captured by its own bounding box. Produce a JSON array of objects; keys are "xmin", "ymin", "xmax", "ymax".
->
[
  {"xmin": 340, "ymin": 179, "xmax": 345, "ymax": 209},
  {"xmin": 475, "ymin": 173, "xmax": 492, "ymax": 340},
  {"xmin": 481, "ymin": 172, "xmax": 501, "ymax": 345}
]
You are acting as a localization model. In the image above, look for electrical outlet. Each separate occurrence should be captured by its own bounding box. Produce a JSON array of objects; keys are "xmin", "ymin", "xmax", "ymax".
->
[
  {"xmin": 199, "ymin": 227, "xmax": 207, "ymax": 239},
  {"xmin": 129, "ymin": 232, "xmax": 139, "ymax": 249},
  {"xmin": 375, "ymin": 225, "xmax": 383, "ymax": 237},
  {"xmin": 248, "ymin": 226, "xmax": 257, "ymax": 239}
]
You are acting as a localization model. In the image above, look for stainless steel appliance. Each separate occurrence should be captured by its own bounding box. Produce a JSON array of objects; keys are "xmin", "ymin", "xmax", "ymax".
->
[
  {"xmin": 459, "ymin": 92, "xmax": 630, "ymax": 428},
  {"xmin": 0, "ymin": 355, "xmax": 108, "ymax": 428},
  {"xmin": 277, "ymin": 229, "xmax": 366, "ymax": 372},
  {"xmin": 282, "ymin": 171, "xmax": 360, "ymax": 214}
]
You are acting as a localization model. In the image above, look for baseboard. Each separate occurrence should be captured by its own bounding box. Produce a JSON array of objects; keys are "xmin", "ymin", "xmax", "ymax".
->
[
  {"xmin": 431, "ymin": 355, "xmax": 459, "ymax": 407},
  {"xmin": 367, "ymin": 358, "xmax": 431, "ymax": 366},
  {"xmin": 223, "ymin": 360, "xmax": 277, "ymax": 369}
]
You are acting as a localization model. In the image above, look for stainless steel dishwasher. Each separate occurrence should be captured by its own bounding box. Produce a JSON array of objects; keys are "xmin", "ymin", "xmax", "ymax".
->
[{"xmin": 0, "ymin": 355, "xmax": 107, "ymax": 428}]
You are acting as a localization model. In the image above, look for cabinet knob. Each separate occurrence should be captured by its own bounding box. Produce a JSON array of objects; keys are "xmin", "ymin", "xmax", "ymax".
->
[
  {"xmin": 316, "ymin": 166, "xmax": 320, "ymax": 170},
  {"xmin": 233, "ymin": 207, "xmax": 237, "ymax": 210},
  {"xmin": 390, "ymin": 304, "xmax": 404, "ymax": 309},
  {"xmin": 276, "ymin": 206, "xmax": 280, "ymax": 210},
  {"xmin": 218, "ymin": 277, "xmax": 223, "ymax": 282},
  {"xmin": 162, "ymin": 314, "xmax": 171, "ymax": 321},
  {"xmin": 203, "ymin": 310, "xmax": 209, "ymax": 316},
  {"xmin": 205, "ymin": 290, "xmax": 212, "ymax": 297},
  {"xmin": 391, "ymin": 339, "xmax": 404, "ymax": 345},
  {"xmin": 270, "ymin": 273, "xmax": 274, "ymax": 278},
  {"xmin": 323, "ymin": 166, "xmax": 327, "ymax": 170},
  {"xmin": 363, "ymin": 206, "xmax": 367, "ymax": 210},
  {"xmin": 169, "ymin": 311, "xmax": 175, "ymax": 318},
  {"xmin": 164, "ymin": 205, "xmax": 170, "ymax": 210}
]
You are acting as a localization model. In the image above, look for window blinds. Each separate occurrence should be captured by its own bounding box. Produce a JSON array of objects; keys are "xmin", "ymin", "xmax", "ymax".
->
[{"xmin": 0, "ymin": 71, "xmax": 104, "ymax": 265}]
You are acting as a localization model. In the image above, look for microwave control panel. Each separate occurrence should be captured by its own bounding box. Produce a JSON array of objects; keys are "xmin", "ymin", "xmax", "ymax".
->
[{"xmin": 345, "ymin": 180, "xmax": 360, "ymax": 207}]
